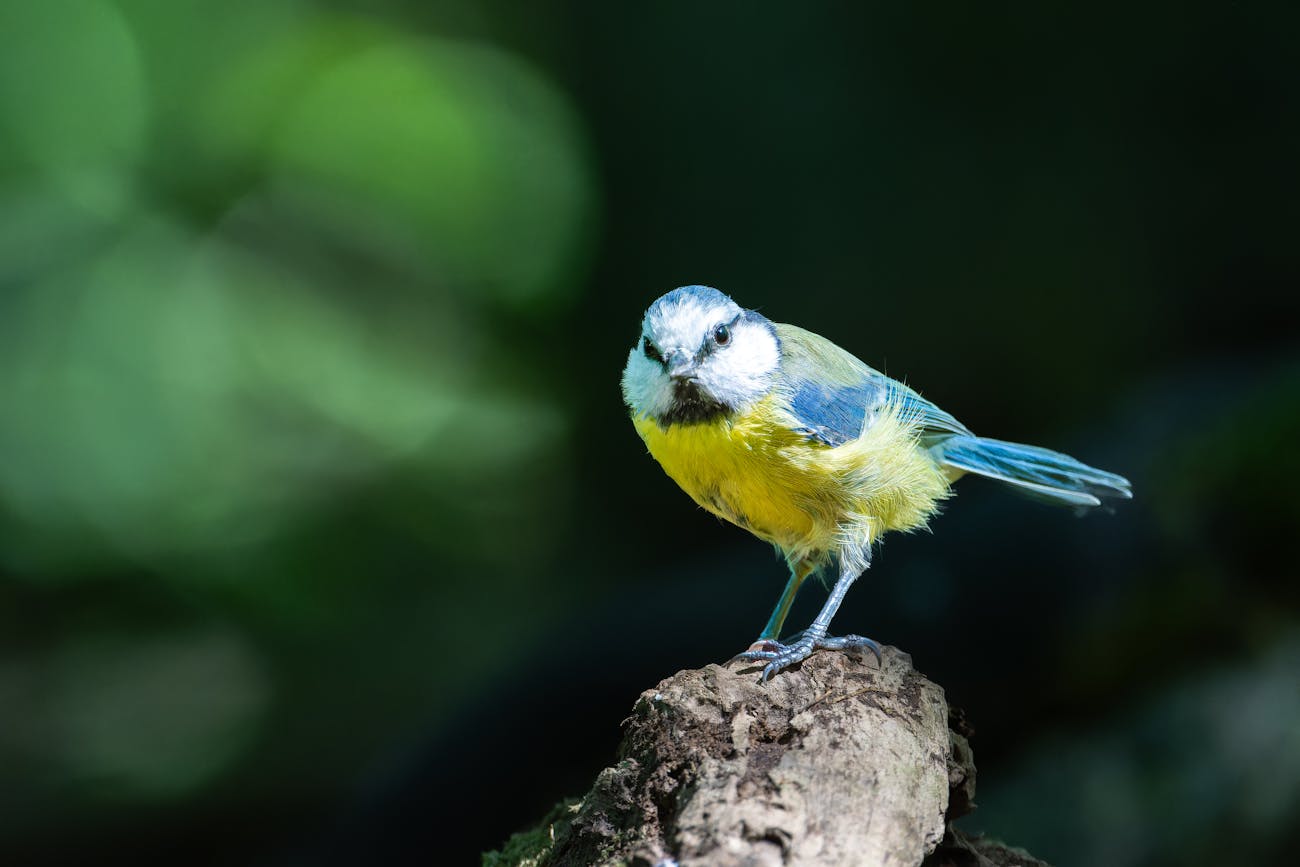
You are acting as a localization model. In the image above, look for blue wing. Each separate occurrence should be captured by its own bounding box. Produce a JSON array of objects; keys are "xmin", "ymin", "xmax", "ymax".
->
[
  {"xmin": 788, "ymin": 380, "xmax": 883, "ymax": 446},
  {"xmin": 773, "ymin": 323, "xmax": 973, "ymax": 448},
  {"xmin": 769, "ymin": 325, "xmax": 1131, "ymax": 511}
]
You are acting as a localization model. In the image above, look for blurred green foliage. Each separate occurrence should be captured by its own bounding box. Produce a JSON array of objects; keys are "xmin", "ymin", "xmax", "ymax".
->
[
  {"xmin": 0, "ymin": 0, "xmax": 592, "ymax": 841},
  {"xmin": 0, "ymin": 0, "xmax": 590, "ymax": 572}
]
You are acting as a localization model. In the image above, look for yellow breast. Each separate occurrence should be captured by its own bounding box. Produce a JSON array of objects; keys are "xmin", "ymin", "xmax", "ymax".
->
[
  {"xmin": 633, "ymin": 397, "xmax": 819, "ymax": 550},
  {"xmin": 632, "ymin": 395, "xmax": 952, "ymax": 561}
]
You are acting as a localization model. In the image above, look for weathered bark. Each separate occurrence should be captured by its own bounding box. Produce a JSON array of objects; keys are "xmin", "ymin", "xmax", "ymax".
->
[{"xmin": 484, "ymin": 647, "xmax": 1047, "ymax": 867}]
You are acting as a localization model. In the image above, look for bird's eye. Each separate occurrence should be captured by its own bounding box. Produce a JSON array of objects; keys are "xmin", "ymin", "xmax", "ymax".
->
[
  {"xmin": 642, "ymin": 336, "xmax": 664, "ymax": 364},
  {"xmin": 713, "ymin": 324, "xmax": 731, "ymax": 346}
]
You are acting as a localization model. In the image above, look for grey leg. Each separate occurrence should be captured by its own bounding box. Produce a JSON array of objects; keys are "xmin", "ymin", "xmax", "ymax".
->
[{"xmin": 737, "ymin": 560, "xmax": 881, "ymax": 683}]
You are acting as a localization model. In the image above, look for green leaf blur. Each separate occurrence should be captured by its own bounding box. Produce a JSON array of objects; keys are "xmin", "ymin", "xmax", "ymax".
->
[{"xmin": 0, "ymin": 0, "xmax": 591, "ymax": 841}]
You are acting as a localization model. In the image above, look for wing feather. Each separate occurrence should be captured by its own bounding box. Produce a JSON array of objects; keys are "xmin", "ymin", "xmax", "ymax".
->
[{"xmin": 773, "ymin": 323, "xmax": 971, "ymax": 447}]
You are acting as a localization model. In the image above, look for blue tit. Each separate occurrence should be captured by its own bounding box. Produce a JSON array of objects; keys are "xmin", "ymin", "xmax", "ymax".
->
[{"xmin": 622, "ymin": 285, "xmax": 1131, "ymax": 682}]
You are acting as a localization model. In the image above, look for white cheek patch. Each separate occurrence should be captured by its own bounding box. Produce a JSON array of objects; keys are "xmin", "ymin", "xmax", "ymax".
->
[
  {"xmin": 698, "ymin": 322, "xmax": 780, "ymax": 408},
  {"xmin": 621, "ymin": 347, "xmax": 676, "ymax": 418}
]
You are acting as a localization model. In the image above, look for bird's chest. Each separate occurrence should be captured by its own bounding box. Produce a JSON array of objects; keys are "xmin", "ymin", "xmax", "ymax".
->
[{"xmin": 632, "ymin": 407, "xmax": 825, "ymax": 547}]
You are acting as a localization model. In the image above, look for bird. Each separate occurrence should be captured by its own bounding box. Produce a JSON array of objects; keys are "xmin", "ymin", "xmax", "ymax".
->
[{"xmin": 621, "ymin": 285, "xmax": 1131, "ymax": 682}]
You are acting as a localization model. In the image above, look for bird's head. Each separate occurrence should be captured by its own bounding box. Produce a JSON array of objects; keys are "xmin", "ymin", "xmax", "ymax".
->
[{"xmin": 622, "ymin": 285, "xmax": 780, "ymax": 426}]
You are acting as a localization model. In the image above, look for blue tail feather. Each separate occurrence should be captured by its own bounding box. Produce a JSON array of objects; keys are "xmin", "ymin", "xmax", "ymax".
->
[{"xmin": 935, "ymin": 436, "xmax": 1132, "ymax": 508}]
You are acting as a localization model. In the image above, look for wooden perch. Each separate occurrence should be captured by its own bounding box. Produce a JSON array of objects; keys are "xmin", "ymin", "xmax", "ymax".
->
[{"xmin": 484, "ymin": 648, "xmax": 1048, "ymax": 867}]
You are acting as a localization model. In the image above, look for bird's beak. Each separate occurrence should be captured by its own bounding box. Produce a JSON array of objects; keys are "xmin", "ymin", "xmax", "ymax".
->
[{"xmin": 664, "ymin": 349, "xmax": 695, "ymax": 380}]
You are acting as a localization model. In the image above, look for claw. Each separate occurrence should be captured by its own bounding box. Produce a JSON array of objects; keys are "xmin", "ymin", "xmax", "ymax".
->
[
  {"xmin": 741, "ymin": 632, "xmax": 883, "ymax": 682},
  {"xmin": 732, "ymin": 638, "xmax": 785, "ymax": 662},
  {"xmin": 819, "ymin": 634, "xmax": 883, "ymax": 666},
  {"xmin": 734, "ymin": 650, "xmax": 778, "ymax": 662}
]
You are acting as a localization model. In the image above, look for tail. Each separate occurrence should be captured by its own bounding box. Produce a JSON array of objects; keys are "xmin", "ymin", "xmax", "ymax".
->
[{"xmin": 935, "ymin": 435, "xmax": 1132, "ymax": 508}]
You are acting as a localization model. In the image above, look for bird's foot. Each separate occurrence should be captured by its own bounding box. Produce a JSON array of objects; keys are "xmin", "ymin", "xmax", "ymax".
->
[{"xmin": 736, "ymin": 631, "xmax": 882, "ymax": 683}]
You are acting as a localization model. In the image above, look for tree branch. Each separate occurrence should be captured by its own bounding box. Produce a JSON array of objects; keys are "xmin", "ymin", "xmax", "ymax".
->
[{"xmin": 484, "ymin": 648, "xmax": 1048, "ymax": 867}]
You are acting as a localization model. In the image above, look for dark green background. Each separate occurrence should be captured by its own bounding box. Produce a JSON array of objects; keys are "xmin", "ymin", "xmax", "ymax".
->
[{"xmin": 1, "ymin": 2, "xmax": 1297, "ymax": 865}]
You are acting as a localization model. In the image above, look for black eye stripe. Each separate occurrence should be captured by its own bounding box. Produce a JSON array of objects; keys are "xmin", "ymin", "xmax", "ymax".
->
[{"xmin": 642, "ymin": 336, "xmax": 665, "ymax": 364}]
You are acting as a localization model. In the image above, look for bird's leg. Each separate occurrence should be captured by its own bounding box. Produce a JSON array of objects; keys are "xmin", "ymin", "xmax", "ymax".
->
[
  {"xmin": 755, "ymin": 560, "xmax": 814, "ymax": 643},
  {"xmin": 737, "ymin": 555, "xmax": 881, "ymax": 683}
]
